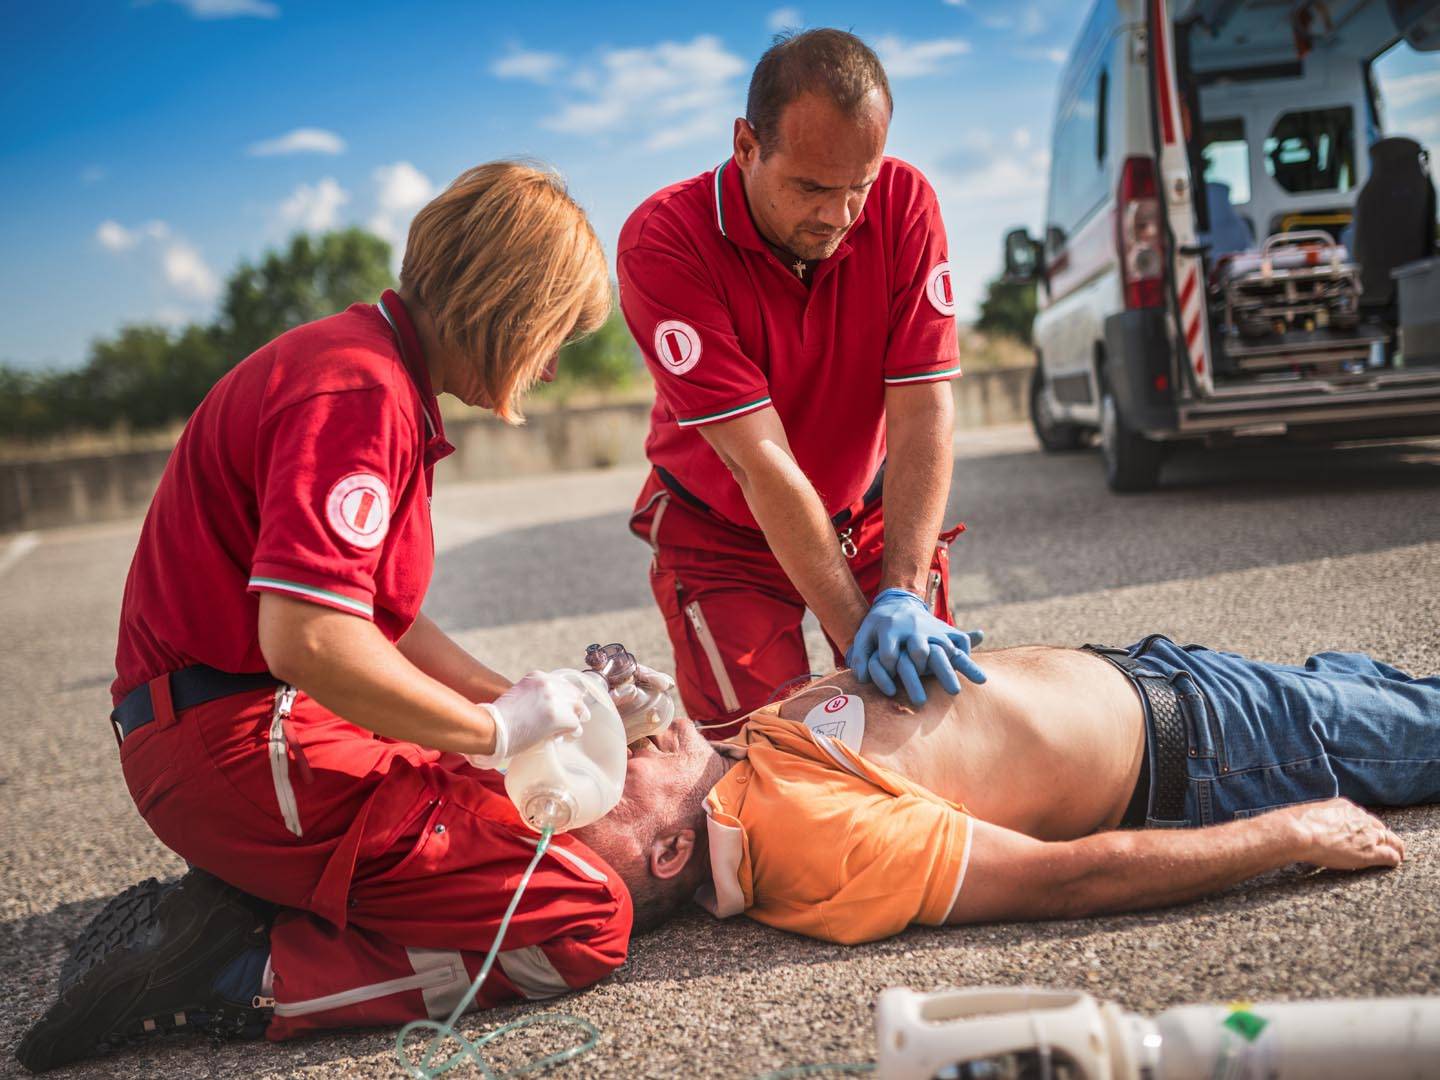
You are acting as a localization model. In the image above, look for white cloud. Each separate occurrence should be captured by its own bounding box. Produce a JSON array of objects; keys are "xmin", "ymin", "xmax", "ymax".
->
[
  {"xmin": 163, "ymin": 0, "xmax": 279, "ymax": 18},
  {"xmin": 95, "ymin": 219, "xmax": 169, "ymax": 251},
  {"xmin": 277, "ymin": 177, "xmax": 350, "ymax": 232},
  {"xmin": 1385, "ymin": 69, "xmax": 1440, "ymax": 108},
  {"xmin": 247, "ymin": 127, "xmax": 346, "ymax": 156},
  {"xmin": 543, "ymin": 35, "xmax": 747, "ymax": 152},
  {"xmin": 873, "ymin": 35, "xmax": 971, "ymax": 79},
  {"xmin": 80, "ymin": 165, "xmax": 108, "ymax": 185},
  {"xmin": 369, "ymin": 162, "xmax": 435, "ymax": 268},
  {"xmin": 95, "ymin": 218, "xmax": 218, "ymax": 302},
  {"xmin": 767, "ymin": 7, "xmax": 802, "ymax": 31},
  {"xmin": 920, "ymin": 130, "xmax": 1053, "ymax": 319},
  {"xmin": 162, "ymin": 240, "xmax": 220, "ymax": 301},
  {"xmin": 491, "ymin": 47, "xmax": 564, "ymax": 84},
  {"xmin": 982, "ymin": 5, "xmax": 1046, "ymax": 36}
]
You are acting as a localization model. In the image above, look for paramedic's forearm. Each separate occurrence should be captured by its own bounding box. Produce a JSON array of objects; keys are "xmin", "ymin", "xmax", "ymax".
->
[
  {"xmin": 398, "ymin": 612, "xmax": 512, "ymax": 703},
  {"xmin": 258, "ymin": 593, "xmax": 500, "ymax": 755},
  {"xmin": 881, "ymin": 382, "xmax": 954, "ymax": 596},
  {"xmin": 740, "ymin": 452, "xmax": 869, "ymax": 646},
  {"xmin": 700, "ymin": 410, "xmax": 868, "ymax": 647}
]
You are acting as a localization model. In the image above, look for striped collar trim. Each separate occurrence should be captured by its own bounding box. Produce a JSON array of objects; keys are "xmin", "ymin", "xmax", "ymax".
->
[{"xmin": 713, "ymin": 161, "xmax": 728, "ymax": 238}]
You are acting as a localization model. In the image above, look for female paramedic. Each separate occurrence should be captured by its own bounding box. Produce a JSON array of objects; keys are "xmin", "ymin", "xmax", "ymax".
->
[{"xmin": 17, "ymin": 163, "xmax": 635, "ymax": 1073}]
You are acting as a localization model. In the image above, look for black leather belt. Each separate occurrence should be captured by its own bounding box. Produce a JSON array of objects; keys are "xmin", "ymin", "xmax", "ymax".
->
[
  {"xmin": 111, "ymin": 665, "xmax": 279, "ymax": 743},
  {"xmin": 1082, "ymin": 644, "xmax": 1189, "ymax": 826}
]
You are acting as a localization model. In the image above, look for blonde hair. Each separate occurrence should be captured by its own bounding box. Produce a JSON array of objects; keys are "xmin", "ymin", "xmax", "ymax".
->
[{"xmin": 400, "ymin": 161, "xmax": 611, "ymax": 423}]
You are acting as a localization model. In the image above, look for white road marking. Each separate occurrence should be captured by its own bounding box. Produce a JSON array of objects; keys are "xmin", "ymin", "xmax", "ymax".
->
[{"xmin": 0, "ymin": 531, "xmax": 39, "ymax": 579}]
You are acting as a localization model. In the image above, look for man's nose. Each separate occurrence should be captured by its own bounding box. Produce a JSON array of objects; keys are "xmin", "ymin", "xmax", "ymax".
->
[{"xmin": 816, "ymin": 192, "xmax": 851, "ymax": 231}]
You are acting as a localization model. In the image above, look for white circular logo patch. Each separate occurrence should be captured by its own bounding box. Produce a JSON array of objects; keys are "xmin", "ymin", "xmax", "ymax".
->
[
  {"xmin": 653, "ymin": 320, "xmax": 702, "ymax": 376},
  {"xmin": 325, "ymin": 472, "xmax": 391, "ymax": 550},
  {"xmin": 925, "ymin": 261, "xmax": 956, "ymax": 317}
]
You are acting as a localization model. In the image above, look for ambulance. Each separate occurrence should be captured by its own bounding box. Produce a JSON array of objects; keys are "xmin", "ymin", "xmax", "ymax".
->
[{"xmin": 1003, "ymin": 0, "xmax": 1440, "ymax": 490}]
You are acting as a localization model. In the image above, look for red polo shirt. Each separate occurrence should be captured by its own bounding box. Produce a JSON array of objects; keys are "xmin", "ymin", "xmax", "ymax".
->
[
  {"xmin": 112, "ymin": 290, "xmax": 454, "ymax": 704},
  {"xmin": 618, "ymin": 155, "xmax": 961, "ymax": 530}
]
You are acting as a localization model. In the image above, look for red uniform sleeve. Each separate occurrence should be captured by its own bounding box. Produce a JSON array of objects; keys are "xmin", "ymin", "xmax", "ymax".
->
[
  {"xmin": 248, "ymin": 386, "xmax": 415, "ymax": 620},
  {"xmin": 882, "ymin": 174, "xmax": 963, "ymax": 386},
  {"xmin": 618, "ymin": 246, "xmax": 773, "ymax": 429}
]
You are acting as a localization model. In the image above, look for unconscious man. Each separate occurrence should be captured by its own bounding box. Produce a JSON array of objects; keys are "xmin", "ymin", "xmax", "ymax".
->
[{"xmin": 572, "ymin": 635, "xmax": 1433, "ymax": 943}]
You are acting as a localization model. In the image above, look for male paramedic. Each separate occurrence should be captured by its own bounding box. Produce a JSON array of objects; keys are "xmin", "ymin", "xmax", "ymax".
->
[
  {"xmin": 572, "ymin": 635, "xmax": 1432, "ymax": 943},
  {"xmin": 621, "ymin": 28, "xmax": 983, "ymax": 733},
  {"xmin": 18, "ymin": 163, "xmax": 636, "ymax": 1073}
]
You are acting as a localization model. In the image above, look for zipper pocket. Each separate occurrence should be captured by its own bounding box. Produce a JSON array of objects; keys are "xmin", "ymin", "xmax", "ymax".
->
[
  {"xmin": 268, "ymin": 686, "xmax": 303, "ymax": 838},
  {"xmin": 685, "ymin": 600, "xmax": 740, "ymax": 713},
  {"xmin": 272, "ymin": 959, "xmax": 461, "ymax": 1018}
]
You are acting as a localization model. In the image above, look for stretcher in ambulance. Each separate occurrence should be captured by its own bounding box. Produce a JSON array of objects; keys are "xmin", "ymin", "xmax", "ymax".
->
[{"xmin": 1002, "ymin": 0, "xmax": 1440, "ymax": 491}]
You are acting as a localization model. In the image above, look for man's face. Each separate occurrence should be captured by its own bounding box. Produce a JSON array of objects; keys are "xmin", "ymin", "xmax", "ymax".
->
[
  {"xmin": 574, "ymin": 717, "xmax": 722, "ymax": 870},
  {"xmin": 735, "ymin": 90, "xmax": 889, "ymax": 263}
]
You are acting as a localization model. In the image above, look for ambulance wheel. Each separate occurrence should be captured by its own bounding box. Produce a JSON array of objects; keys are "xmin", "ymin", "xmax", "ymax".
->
[
  {"xmin": 1100, "ymin": 387, "xmax": 1163, "ymax": 493},
  {"xmin": 1030, "ymin": 367, "xmax": 1087, "ymax": 452}
]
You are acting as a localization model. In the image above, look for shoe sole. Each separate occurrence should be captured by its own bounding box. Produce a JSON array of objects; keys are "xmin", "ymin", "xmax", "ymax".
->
[
  {"xmin": 16, "ymin": 871, "xmax": 265, "ymax": 1073},
  {"xmin": 59, "ymin": 878, "xmax": 173, "ymax": 994}
]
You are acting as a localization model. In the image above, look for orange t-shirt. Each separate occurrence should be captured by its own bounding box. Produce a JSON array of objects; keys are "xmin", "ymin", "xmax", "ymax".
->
[{"xmin": 698, "ymin": 712, "xmax": 974, "ymax": 945}]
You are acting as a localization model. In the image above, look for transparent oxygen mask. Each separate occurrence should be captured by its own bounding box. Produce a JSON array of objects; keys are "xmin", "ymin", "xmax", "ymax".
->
[{"xmin": 585, "ymin": 642, "xmax": 676, "ymax": 744}]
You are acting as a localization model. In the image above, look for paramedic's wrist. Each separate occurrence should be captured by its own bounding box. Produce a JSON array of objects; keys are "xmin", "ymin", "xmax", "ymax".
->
[{"xmin": 466, "ymin": 702, "xmax": 508, "ymax": 766}]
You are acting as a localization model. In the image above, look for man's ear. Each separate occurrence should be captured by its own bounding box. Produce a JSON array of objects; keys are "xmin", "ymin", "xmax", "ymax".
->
[
  {"xmin": 647, "ymin": 828, "xmax": 697, "ymax": 880},
  {"xmin": 734, "ymin": 118, "xmax": 760, "ymax": 169}
]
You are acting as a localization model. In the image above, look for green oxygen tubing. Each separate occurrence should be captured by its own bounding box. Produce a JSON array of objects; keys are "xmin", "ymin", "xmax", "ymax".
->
[{"xmin": 392, "ymin": 827, "xmax": 601, "ymax": 1079}]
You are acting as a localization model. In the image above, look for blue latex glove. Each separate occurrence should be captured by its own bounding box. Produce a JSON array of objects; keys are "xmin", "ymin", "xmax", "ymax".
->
[{"xmin": 846, "ymin": 588, "xmax": 985, "ymax": 706}]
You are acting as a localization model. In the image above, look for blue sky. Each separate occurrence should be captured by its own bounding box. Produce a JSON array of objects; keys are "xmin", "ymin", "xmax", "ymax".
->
[{"xmin": 1, "ymin": 0, "xmax": 1436, "ymax": 371}]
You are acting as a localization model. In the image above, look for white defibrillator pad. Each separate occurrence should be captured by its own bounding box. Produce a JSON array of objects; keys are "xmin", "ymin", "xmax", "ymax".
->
[{"xmin": 802, "ymin": 693, "xmax": 866, "ymax": 753}]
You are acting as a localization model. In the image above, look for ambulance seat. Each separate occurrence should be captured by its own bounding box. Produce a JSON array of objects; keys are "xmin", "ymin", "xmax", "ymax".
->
[
  {"xmin": 1351, "ymin": 137, "xmax": 1437, "ymax": 313},
  {"xmin": 1201, "ymin": 182, "xmax": 1254, "ymax": 261}
]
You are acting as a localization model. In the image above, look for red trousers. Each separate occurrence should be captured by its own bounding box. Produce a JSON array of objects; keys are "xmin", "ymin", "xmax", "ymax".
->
[
  {"xmin": 629, "ymin": 470, "xmax": 962, "ymax": 737},
  {"xmin": 118, "ymin": 679, "xmax": 630, "ymax": 1041}
]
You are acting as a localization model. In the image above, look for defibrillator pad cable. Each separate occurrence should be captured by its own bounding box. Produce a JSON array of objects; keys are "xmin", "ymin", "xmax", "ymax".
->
[{"xmin": 393, "ymin": 827, "xmax": 601, "ymax": 1079}]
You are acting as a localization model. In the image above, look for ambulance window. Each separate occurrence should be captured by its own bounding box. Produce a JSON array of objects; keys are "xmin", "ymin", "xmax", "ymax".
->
[
  {"xmin": 1201, "ymin": 117, "xmax": 1250, "ymax": 204},
  {"xmin": 1262, "ymin": 107, "xmax": 1356, "ymax": 193}
]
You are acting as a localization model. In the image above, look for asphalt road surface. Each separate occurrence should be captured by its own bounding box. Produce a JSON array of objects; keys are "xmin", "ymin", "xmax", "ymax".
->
[{"xmin": 3, "ymin": 425, "xmax": 1439, "ymax": 1079}]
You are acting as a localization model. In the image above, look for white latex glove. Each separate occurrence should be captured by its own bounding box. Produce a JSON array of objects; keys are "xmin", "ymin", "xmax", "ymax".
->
[
  {"xmin": 467, "ymin": 670, "xmax": 587, "ymax": 768},
  {"xmin": 611, "ymin": 663, "xmax": 676, "ymax": 743}
]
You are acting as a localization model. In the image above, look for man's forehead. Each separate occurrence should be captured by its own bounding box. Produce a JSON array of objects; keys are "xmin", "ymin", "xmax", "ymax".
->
[{"xmin": 770, "ymin": 95, "xmax": 888, "ymax": 186}]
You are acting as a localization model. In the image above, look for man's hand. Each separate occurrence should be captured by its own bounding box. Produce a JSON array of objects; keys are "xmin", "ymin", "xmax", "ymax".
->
[
  {"xmin": 611, "ymin": 663, "xmax": 677, "ymax": 743},
  {"xmin": 847, "ymin": 588, "xmax": 985, "ymax": 705},
  {"xmin": 1281, "ymin": 798, "xmax": 1406, "ymax": 870}
]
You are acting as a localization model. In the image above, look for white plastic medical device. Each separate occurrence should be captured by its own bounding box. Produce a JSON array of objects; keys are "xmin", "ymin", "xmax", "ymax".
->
[
  {"xmin": 874, "ymin": 985, "xmax": 1440, "ymax": 1080},
  {"xmin": 502, "ymin": 668, "xmax": 627, "ymax": 834}
]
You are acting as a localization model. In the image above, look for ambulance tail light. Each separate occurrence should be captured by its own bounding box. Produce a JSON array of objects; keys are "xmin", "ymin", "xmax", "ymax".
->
[{"xmin": 1117, "ymin": 156, "xmax": 1165, "ymax": 310}]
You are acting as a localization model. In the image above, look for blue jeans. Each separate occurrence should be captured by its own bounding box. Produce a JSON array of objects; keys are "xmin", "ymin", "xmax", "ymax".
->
[{"xmin": 1124, "ymin": 636, "xmax": 1440, "ymax": 827}]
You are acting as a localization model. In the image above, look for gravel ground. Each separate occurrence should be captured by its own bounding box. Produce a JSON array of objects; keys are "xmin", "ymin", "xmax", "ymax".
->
[{"xmin": 2, "ymin": 425, "xmax": 1438, "ymax": 1079}]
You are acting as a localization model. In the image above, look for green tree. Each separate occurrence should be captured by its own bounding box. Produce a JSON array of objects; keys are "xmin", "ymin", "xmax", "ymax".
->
[
  {"xmin": 541, "ymin": 309, "xmax": 641, "ymax": 398},
  {"xmin": 975, "ymin": 275, "xmax": 1037, "ymax": 344},
  {"xmin": 217, "ymin": 228, "xmax": 394, "ymax": 360}
]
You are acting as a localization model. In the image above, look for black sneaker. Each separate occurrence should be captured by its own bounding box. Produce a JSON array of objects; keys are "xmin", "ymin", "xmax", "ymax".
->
[{"xmin": 16, "ymin": 869, "xmax": 273, "ymax": 1073}]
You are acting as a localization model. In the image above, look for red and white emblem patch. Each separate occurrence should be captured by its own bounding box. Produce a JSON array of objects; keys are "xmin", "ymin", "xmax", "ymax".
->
[
  {"xmin": 925, "ymin": 261, "xmax": 956, "ymax": 317},
  {"xmin": 325, "ymin": 472, "xmax": 391, "ymax": 550},
  {"xmin": 653, "ymin": 320, "xmax": 702, "ymax": 376}
]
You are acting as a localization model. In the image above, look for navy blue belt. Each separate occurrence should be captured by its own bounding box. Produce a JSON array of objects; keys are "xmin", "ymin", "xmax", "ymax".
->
[{"xmin": 111, "ymin": 665, "xmax": 279, "ymax": 743}]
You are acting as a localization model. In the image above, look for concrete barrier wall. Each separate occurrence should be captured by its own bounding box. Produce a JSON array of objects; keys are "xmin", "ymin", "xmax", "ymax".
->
[{"xmin": 0, "ymin": 365, "xmax": 1033, "ymax": 534}]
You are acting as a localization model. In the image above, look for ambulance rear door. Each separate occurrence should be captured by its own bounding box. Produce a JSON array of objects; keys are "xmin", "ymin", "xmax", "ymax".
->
[{"xmin": 1146, "ymin": 0, "xmax": 1214, "ymax": 398}]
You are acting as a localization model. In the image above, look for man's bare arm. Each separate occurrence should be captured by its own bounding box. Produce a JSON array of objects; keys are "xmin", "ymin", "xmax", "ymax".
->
[
  {"xmin": 700, "ymin": 407, "xmax": 869, "ymax": 649},
  {"xmin": 880, "ymin": 381, "xmax": 954, "ymax": 595},
  {"xmin": 947, "ymin": 798, "xmax": 1405, "ymax": 925}
]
